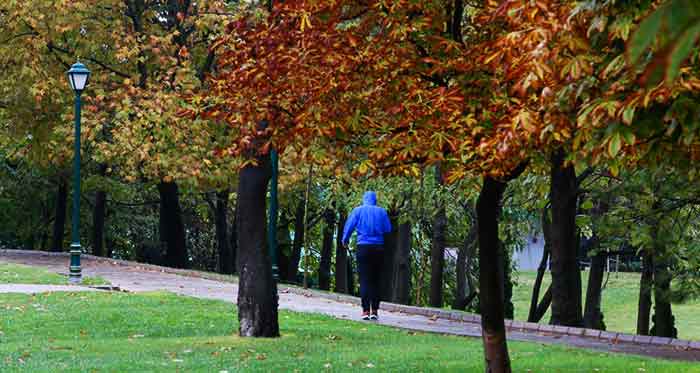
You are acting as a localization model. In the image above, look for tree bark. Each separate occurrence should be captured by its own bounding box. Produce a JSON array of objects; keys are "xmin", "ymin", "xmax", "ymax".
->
[
  {"xmin": 531, "ymin": 285, "xmax": 553, "ymax": 323},
  {"xmin": 583, "ymin": 252, "xmax": 606, "ymax": 330},
  {"xmin": 229, "ymin": 202, "xmax": 238, "ymax": 274},
  {"xmin": 429, "ymin": 165, "xmax": 447, "ymax": 308},
  {"xmin": 381, "ymin": 212, "xmax": 399, "ymax": 301},
  {"xmin": 392, "ymin": 220, "xmax": 412, "ymax": 304},
  {"xmin": 277, "ymin": 213, "xmax": 292, "ymax": 282},
  {"xmin": 549, "ymin": 150, "xmax": 583, "ymax": 327},
  {"xmin": 528, "ymin": 208, "xmax": 551, "ymax": 322},
  {"xmin": 637, "ymin": 252, "xmax": 653, "ymax": 335},
  {"xmin": 334, "ymin": 210, "xmax": 348, "ymax": 293},
  {"xmin": 90, "ymin": 165, "xmax": 108, "ymax": 257},
  {"xmin": 236, "ymin": 146, "xmax": 279, "ymax": 337},
  {"xmin": 287, "ymin": 197, "xmax": 306, "ymax": 283},
  {"xmin": 215, "ymin": 189, "xmax": 234, "ymax": 274},
  {"xmin": 158, "ymin": 181, "xmax": 188, "ymax": 269},
  {"xmin": 318, "ymin": 208, "xmax": 335, "ymax": 290},
  {"xmin": 453, "ymin": 222, "xmax": 477, "ymax": 310},
  {"xmin": 51, "ymin": 180, "xmax": 68, "ymax": 252},
  {"xmin": 652, "ymin": 254, "xmax": 676, "ymax": 338},
  {"xmin": 477, "ymin": 176, "xmax": 512, "ymax": 373},
  {"xmin": 499, "ymin": 240, "xmax": 514, "ymax": 320}
]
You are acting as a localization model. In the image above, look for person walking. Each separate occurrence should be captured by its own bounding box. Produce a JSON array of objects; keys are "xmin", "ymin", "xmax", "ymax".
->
[{"xmin": 342, "ymin": 191, "xmax": 392, "ymax": 320}]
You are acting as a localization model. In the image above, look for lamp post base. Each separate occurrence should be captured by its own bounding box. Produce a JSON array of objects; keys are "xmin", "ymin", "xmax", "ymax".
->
[{"xmin": 69, "ymin": 243, "xmax": 82, "ymax": 284}]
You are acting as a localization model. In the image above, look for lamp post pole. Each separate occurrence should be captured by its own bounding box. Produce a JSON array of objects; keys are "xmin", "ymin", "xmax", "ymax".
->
[
  {"xmin": 69, "ymin": 90, "xmax": 82, "ymax": 283},
  {"xmin": 66, "ymin": 61, "xmax": 90, "ymax": 284}
]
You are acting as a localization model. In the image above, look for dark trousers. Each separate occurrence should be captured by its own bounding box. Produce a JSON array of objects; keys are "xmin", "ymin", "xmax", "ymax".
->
[{"xmin": 356, "ymin": 244, "xmax": 384, "ymax": 312}]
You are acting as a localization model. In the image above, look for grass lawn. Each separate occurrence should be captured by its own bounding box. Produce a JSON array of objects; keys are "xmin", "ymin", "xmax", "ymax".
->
[
  {"xmin": 0, "ymin": 291, "xmax": 698, "ymax": 372},
  {"xmin": 512, "ymin": 270, "xmax": 700, "ymax": 340},
  {"xmin": 0, "ymin": 262, "xmax": 108, "ymax": 286}
]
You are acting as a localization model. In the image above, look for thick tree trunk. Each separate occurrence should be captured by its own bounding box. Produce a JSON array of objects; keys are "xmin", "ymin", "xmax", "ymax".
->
[
  {"xmin": 51, "ymin": 180, "xmax": 68, "ymax": 252},
  {"xmin": 583, "ymin": 252, "xmax": 606, "ymax": 330},
  {"xmin": 215, "ymin": 190, "xmax": 235, "ymax": 275},
  {"xmin": 381, "ymin": 212, "xmax": 399, "ymax": 301},
  {"xmin": 318, "ymin": 208, "xmax": 335, "ymax": 290},
  {"xmin": 287, "ymin": 197, "xmax": 306, "ymax": 283},
  {"xmin": 429, "ymin": 165, "xmax": 447, "ymax": 308},
  {"xmin": 549, "ymin": 150, "xmax": 583, "ymax": 327},
  {"xmin": 392, "ymin": 221, "xmax": 412, "ymax": 304},
  {"xmin": 637, "ymin": 252, "xmax": 653, "ymax": 335},
  {"xmin": 652, "ymin": 255, "xmax": 676, "ymax": 338},
  {"xmin": 158, "ymin": 181, "xmax": 188, "ymax": 269},
  {"xmin": 528, "ymin": 209, "xmax": 550, "ymax": 322},
  {"xmin": 334, "ymin": 211, "xmax": 348, "ymax": 293},
  {"xmin": 477, "ymin": 176, "xmax": 512, "ymax": 373},
  {"xmin": 236, "ymin": 149, "xmax": 279, "ymax": 337}
]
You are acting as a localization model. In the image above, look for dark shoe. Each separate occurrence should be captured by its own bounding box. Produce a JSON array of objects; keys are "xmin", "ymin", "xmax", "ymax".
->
[
  {"xmin": 370, "ymin": 311, "xmax": 378, "ymax": 321},
  {"xmin": 362, "ymin": 311, "xmax": 370, "ymax": 320}
]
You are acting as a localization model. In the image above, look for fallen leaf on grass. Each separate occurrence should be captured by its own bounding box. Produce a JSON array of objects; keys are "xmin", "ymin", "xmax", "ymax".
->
[{"xmin": 256, "ymin": 353, "xmax": 267, "ymax": 360}]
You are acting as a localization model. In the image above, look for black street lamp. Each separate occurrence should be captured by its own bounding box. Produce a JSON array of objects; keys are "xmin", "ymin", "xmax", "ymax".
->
[{"xmin": 66, "ymin": 61, "xmax": 90, "ymax": 283}]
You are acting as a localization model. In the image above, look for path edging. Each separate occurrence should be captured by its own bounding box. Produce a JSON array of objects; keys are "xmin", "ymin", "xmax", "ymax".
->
[{"xmin": 2, "ymin": 249, "xmax": 698, "ymax": 351}]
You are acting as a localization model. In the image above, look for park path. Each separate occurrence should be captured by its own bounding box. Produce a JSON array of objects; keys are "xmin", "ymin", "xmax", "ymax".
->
[{"xmin": 1, "ymin": 250, "xmax": 699, "ymax": 362}]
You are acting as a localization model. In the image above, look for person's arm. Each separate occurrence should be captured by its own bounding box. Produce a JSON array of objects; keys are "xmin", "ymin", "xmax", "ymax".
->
[{"xmin": 342, "ymin": 208, "xmax": 359, "ymax": 246}]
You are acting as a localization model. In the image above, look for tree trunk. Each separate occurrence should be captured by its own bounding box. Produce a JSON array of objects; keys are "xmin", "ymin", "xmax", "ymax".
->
[
  {"xmin": 637, "ymin": 252, "xmax": 653, "ymax": 335},
  {"xmin": 549, "ymin": 150, "xmax": 583, "ymax": 327},
  {"xmin": 528, "ymin": 208, "xmax": 551, "ymax": 322},
  {"xmin": 499, "ymin": 240, "xmax": 514, "ymax": 319},
  {"xmin": 287, "ymin": 197, "xmax": 306, "ymax": 283},
  {"xmin": 652, "ymin": 255, "xmax": 676, "ymax": 338},
  {"xmin": 477, "ymin": 176, "xmax": 512, "ymax": 373},
  {"xmin": 51, "ymin": 180, "xmax": 68, "ymax": 252},
  {"xmin": 429, "ymin": 165, "xmax": 447, "ymax": 308},
  {"xmin": 453, "ymin": 221, "xmax": 477, "ymax": 310},
  {"xmin": 583, "ymin": 252, "xmax": 606, "ymax": 330},
  {"xmin": 392, "ymin": 220, "xmax": 412, "ymax": 304},
  {"xmin": 318, "ymin": 208, "xmax": 335, "ymax": 290},
  {"xmin": 91, "ymin": 190, "xmax": 107, "ymax": 256},
  {"xmin": 229, "ymin": 202, "xmax": 238, "ymax": 274},
  {"xmin": 215, "ymin": 190, "xmax": 234, "ymax": 274},
  {"xmin": 334, "ymin": 210, "xmax": 348, "ymax": 293},
  {"xmin": 277, "ymin": 214, "xmax": 292, "ymax": 282},
  {"xmin": 158, "ymin": 181, "xmax": 188, "ymax": 269},
  {"xmin": 531, "ymin": 285, "xmax": 553, "ymax": 323},
  {"xmin": 236, "ymin": 147, "xmax": 279, "ymax": 337},
  {"xmin": 90, "ymin": 165, "xmax": 108, "ymax": 257},
  {"xmin": 381, "ymin": 212, "xmax": 399, "ymax": 301}
]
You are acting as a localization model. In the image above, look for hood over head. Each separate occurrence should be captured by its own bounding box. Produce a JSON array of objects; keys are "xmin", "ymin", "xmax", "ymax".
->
[{"xmin": 362, "ymin": 191, "xmax": 377, "ymax": 206}]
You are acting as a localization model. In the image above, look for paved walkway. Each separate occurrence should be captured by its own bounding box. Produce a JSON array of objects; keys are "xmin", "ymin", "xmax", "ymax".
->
[{"xmin": 1, "ymin": 250, "xmax": 699, "ymax": 361}]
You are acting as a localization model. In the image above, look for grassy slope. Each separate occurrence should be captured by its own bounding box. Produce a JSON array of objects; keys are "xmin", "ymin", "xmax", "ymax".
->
[
  {"xmin": 0, "ymin": 291, "xmax": 697, "ymax": 372},
  {"xmin": 512, "ymin": 270, "xmax": 700, "ymax": 340},
  {"xmin": 0, "ymin": 262, "xmax": 108, "ymax": 286}
]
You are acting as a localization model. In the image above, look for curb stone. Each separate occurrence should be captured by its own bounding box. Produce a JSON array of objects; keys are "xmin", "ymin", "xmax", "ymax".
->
[{"xmin": 2, "ymin": 249, "xmax": 699, "ymax": 352}]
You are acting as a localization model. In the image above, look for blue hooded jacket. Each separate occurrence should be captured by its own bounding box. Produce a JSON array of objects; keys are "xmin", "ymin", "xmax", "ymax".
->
[{"xmin": 342, "ymin": 191, "xmax": 392, "ymax": 246}]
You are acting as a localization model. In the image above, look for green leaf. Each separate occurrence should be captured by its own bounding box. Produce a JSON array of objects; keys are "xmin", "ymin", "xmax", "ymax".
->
[
  {"xmin": 622, "ymin": 105, "xmax": 636, "ymax": 125},
  {"xmin": 666, "ymin": 22, "xmax": 700, "ymax": 83},
  {"xmin": 608, "ymin": 132, "xmax": 622, "ymax": 157},
  {"xmin": 628, "ymin": 7, "xmax": 664, "ymax": 65}
]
